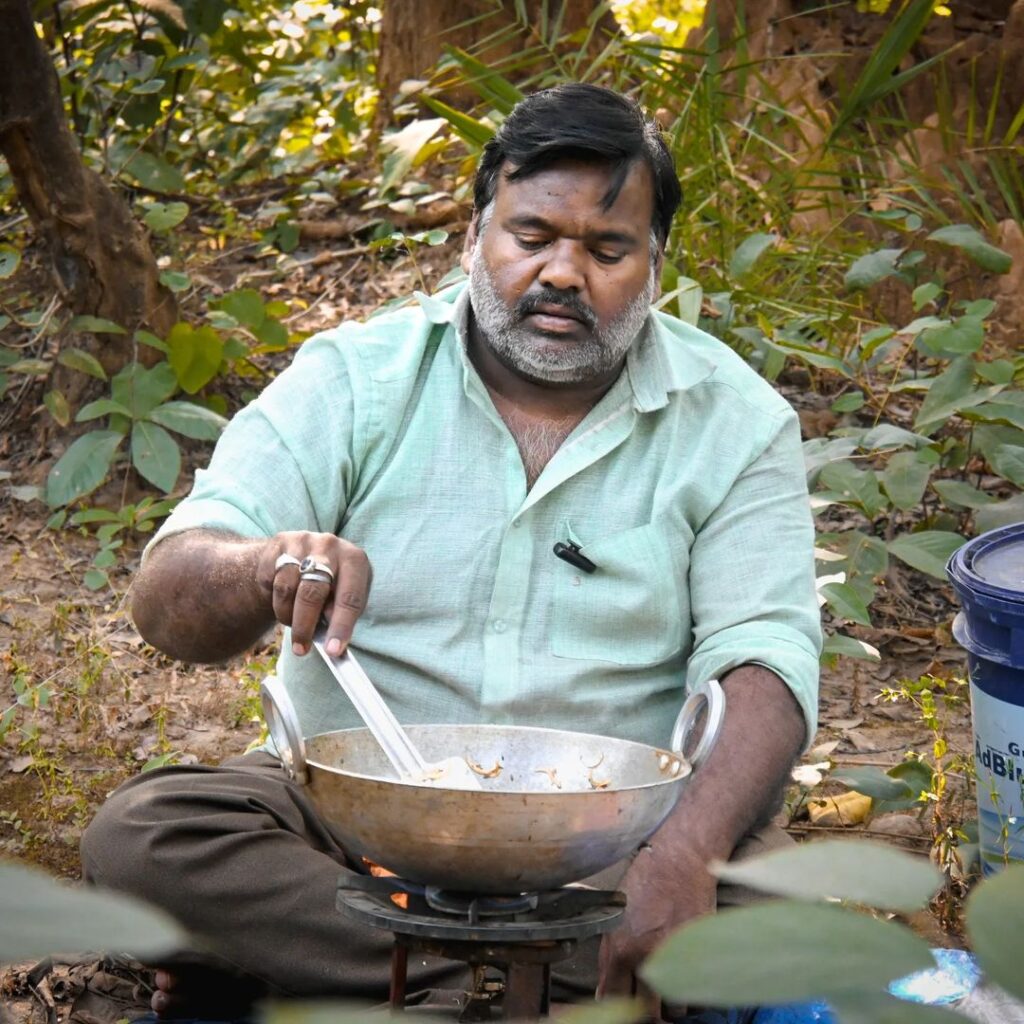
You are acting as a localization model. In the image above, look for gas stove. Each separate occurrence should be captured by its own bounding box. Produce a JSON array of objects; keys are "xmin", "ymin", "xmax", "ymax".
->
[{"xmin": 337, "ymin": 874, "xmax": 625, "ymax": 1020}]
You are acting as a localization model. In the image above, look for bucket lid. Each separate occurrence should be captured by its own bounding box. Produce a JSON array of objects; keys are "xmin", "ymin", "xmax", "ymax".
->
[{"xmin": 946, "ymin": 522, "xmax": 1024, "ymax": 604}]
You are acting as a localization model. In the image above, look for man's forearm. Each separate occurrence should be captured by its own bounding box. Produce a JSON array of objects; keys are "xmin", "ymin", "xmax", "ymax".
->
[
  {"xmin": 656, "ymin": 665, "xmax": 806, "ymax": 863},
  {"xmin": 131, "ymin": 530, "xmax": 273, "ymax": 664}
]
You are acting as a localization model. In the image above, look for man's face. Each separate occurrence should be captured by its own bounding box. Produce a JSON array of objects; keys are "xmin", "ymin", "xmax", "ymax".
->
[{"xmin": 462, "ymin": 158, "xmax": 662, "ymax": 388}]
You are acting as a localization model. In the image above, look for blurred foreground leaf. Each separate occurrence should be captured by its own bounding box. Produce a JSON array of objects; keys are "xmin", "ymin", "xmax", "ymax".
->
[
  {"xmin": 641, "ymin": 901, "xmax": 934, "ymax": 1005},
  {"xmin": 0, "ymin": 859, "xmax": 186, "ymax": 961},
  {"xmin": 713, "ymin": 840, "xmax": 941, "ymax": 913},
  {"xmin": 965, "ymin": 865, "xmax": 1024, "ymax": 1002}
]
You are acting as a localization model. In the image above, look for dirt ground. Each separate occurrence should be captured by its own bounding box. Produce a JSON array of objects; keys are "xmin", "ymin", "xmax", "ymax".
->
[{"xmin": 0, "ymin": 215, "xmax": 979, "ymax": 1022}]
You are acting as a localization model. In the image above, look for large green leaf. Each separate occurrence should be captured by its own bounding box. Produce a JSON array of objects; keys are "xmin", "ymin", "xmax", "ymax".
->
[
  {"xmin": 963, "ymin": 401, "xmax": 1024, "ymax": 432},
  {"xmin": 215, "ymin": 288, "xmax": 265, "ymax": 329},
  {"xmin": 76, "ymin": 398, "xmax": 134, "ymax": 422},
  {"xmin": 147, "ymin": 400, "xmax": 227, "ymax": 440},
  {"xmin": 931, "ymin": 479, "xmax": 997, "ymax": 509},
  {"xmin": 917, "ymin": 316, "xmax": 985, "ymax": 357},
  {"xmin": 167, "ymin": 323, "xmax": 224, "ymax": 394},
  {"xmin": 844, "ymin": 248, "xmax": 903, "ymax": 291},
  {"xmin": 0, "ymin": 860, "xmax": 186, "ymax": 961},
  {"xmin": 913, "ymin": 358, "xmax": 997, "ymax": 433},
  {"xmin": 131, "ymin": 421, "xmax": 181, "ymax": 493},
  {"xmin": 641, "ymin": 901, "xmax": 934, "ymax": 1006},
  {"xmin": 988, "ymin": 443, "xmax": 1024, "ymax": 487},
  {"xmin": 927, "ymin": 225, "xmax": 1013, "ymax": 274},
  {"xmin": 123, "ymin": 151, "xmax": 186, "ymax": 192},
  {"xmin": 819, "ymin": 461, "xmax": 888, "ymax": 518},
  {"xmin": 729, "ymin": 233, "xmax": 777, "ymax": 279},
  {"xmin": 820, "ymin": 582, "xmax": 872, "ymax": 626},
  {"xmin": 44, "ymin": 431, "xmax": 124, "ymax": 508},
  {"xmin": 975, "ymin": 493, "xmax": 1024, "ymax": 534},
  {"xmin": 965, "ymin": 865, "xmax": 1024, "ymax": 1001},
  {"xmin": 142, "ymin": 200, "xmax": 190, "ymax": 233},
  {"xmin": 420, "ymin": 96, "xmax": 494, "ymax": 149},
  {"xmin": 821, "ymin": 633, "xmax": 880, "ymax": 662},
  {"xmin": 112, "ymin": 361, "xmax": 178, "ymax": 418},
  {"xmin": 880, "ymin": 450, "xmax": 932, "ymax": 511},
  {"xmin": 887, "ymin": 531, "xmax": 965, "ymax": 579},
  {"xmin": 0, "ymin": 244, "xmax": 21, "ymax": 279},
  {"xmin": 69, "ymin": 314, "xmax": 126, "ymax": 335},
  {"xmin": 712, "ymin": 840, "xmax": 941, "ymax": 913},
  {"xmin": 831, "ymin": 767, "xmax": 914, "ymax": 803}
]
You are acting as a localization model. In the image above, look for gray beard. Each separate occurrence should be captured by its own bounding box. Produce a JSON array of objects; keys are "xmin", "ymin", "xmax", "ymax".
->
[{"xmin": 468, "ymin": 253, "xmax": 655, "ymax": 386}]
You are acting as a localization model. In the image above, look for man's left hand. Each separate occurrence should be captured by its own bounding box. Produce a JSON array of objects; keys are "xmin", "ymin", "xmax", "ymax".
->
[{"xmin": 596, "ymin": 838, "xmax": 716, "ymax": 1010}]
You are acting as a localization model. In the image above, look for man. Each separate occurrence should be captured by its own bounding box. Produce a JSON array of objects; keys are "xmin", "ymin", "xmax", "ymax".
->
[{"xmin": 81, "ymin": 83, "xmax": 821, "ymax": 1019}]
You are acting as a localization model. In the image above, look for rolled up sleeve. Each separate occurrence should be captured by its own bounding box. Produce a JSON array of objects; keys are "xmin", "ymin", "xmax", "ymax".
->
[{"xmin": 685, "ymin": 409, "xmax": 822, "ymax": 746}]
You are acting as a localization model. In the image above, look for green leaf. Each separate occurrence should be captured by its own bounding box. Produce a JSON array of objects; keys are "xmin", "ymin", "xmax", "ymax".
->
[
  {"xmin": 147, "ymin": 400, "xmax": 227, "ymax": 440},
  {"xmin": 69, "ymin": 508, "xmax": 120, "ymax": 525},
  {"xmin": 831, "ymin": 766, "xmax": 914, "ymax": 802},
  {"xmin": 69, "ymin": 315, "xmax": 126, "ymax": 335},
  {"xmin": 880, "ymin": 450, "xmax": 932, "ymax": 511},
  {"xmin": 911, "ymin": 282, "xmax": 941, "ymax": 310},
  {"xmin": 160, "ymin": 270, "xmax": 192, "ymax": 293},
  {"xmin": 819, "ymin": 461, "xmax": 888, "ymax": 518},
  {"xmin": 927, "ymin": 224, "xmax": 1013, "ymax": 274},
  {"xmin": 45, "ymin": 431, "xmax": 123, "ymax": 507},
  {"xmin": 8, "ymin": 358, "xmax": 51, "ymax": 375},
  {"xmin": 821, "ymin": 633, "xmax": 880, "ymax": 662},
  {"xmin": 0, "ymin": 244, "xmax": 21, "ymax": 279},
  {"xmin": 964, "ymin": 401, "xmax": 1024, "ymax": 432},
  {"xmin": 166, "ymin": 323, "xmax": 224, "ymax": 394},
  {"xmin": 729, "ymin": 233, "xmax": 777, "ymax": 279},
  {"xmin": 0, "ymin": 860, "xmax": 186, "ymax": 961},
  {"xmin": 253, "ymin": 317, "xmax": 288, "ymax": 349},
  {"xmin": 43, "ymin": 389, "xmax": 71, "ymax": 427},
  {"xmin": 111, "ymin": 361, "xmax": 178, "ymax": 419},
  {"xmin": 421, "ymin": 96, "xmax": 494, "ymax": 149},
  {"xmin": 976, "ymin": 359, "xmax": 1015, "ymax": 385},
  {"xmin": 845, "ymin": 248, "xmax": 903, "ymax": 291},
  {"xmin": 887, "ymin": 531, "xmax": 965, "ymax": 579},
  {"xmin": 378, "ymin": 117, "xmax": 446, "ymax": 194},
  {"xmin": 918, "ymin": 316, "xmax": 985, "ymax": 357},
  {"xmin": 142, "ymin": 201, "xmax": 189, "ymax": 232},
  {"xmin": 130, "ymin": 421, "xmax": 181, "ymax": 493},
  {"xmin": 988, "ymin": 443, "xmax": 1024, "ymax": 486},
  {"xmin": 76, "ymin": 398, "xmax": 133, "ymax": 422},
  {"xmin": 439, "ymin": 45, "xmax": 524, "ymax": 112},
  {"xmin": 123, "ymin": 151, "xmax": 185, "ymax": 192},
  {"xmin": 136, "ymin": 330, "xmax": 170, "ymax": 354},
  {"xmin": 931, "ymin": 479, "xmax": 996, "ymax": 509},
  {"xmin": 640, "ymin": 901, "xmax": 934, "ymax": 1005},
  {"xmin": 712, "ymin": 840, "xmax": 940, "ymax": 913},
  {"xmin": 913, "ymin": 357, "xmax": 978, "ymax": 432},
  {"xmin": 965, "ymin": 865, "xmax": 1024, "ymax": 1001},
  {"xmin": 58, "ymin": 347, "xmax": 108, "ymax": 380},
  {"xmin": 215, "ymin": 288, "xmax": 265, "ymax": 329},
  {"xmin": 84, "ymin": 568, "xmax": 110, "ymax": 590},
  {"xmin": 129, "ymin": 78, "xmax": 166, "ymax": 95},
  {"xmin": 831, "ymin": 392, "xmax": 865, "ymax": 413},
  {"xmin": 820, "ymin": 582, "xmax": 872, "ymax": 626},
  {"xmin": 975, "ymin": 492, "xmax": 1024, "ymax": 533}
]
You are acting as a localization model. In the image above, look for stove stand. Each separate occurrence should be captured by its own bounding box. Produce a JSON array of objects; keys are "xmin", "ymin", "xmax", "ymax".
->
[{"xmin": 337, "ymin": 875, "xmax": 625, "ymax": 1021}]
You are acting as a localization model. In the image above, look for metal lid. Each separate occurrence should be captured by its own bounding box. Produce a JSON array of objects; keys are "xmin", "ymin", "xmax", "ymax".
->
[{"xmin": 948, "ymin": 523, "xmax": 1024, "ymax": 603}]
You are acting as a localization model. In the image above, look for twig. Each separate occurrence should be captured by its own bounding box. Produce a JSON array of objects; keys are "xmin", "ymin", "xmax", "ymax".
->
[
  {"xmin": 0, "ymin": 294, "xmax": 62, "ymax": 432},
  {"xmin": 786, "ymin": 822, "xmax": 932, "ymax": 846}
]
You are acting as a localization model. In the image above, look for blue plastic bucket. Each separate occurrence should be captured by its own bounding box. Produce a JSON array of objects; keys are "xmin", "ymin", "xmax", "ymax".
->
[{"xmin": 947, "ymin": 523, "xmax": 1024, "ymax": 874}]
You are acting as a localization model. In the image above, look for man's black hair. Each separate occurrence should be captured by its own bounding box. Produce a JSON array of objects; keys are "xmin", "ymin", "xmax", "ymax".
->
[{"xmin": 472, "ymin": 83, "xmax": 682, "ymax": 247}]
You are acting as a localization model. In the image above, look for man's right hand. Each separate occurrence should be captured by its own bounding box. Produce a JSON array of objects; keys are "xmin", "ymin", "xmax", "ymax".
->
[{"xmin": 256, "ymin": 532, "xmax": 372, "ymax": 658}]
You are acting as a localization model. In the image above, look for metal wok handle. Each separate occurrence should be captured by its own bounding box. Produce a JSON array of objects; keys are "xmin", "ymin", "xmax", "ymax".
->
[
  {"xmin": 260, "ymin": 675, "xmax": 309, "ymax": 784},
  {"xmin": 670, "ymin": 678, "xmax": 725, "ymax": 771}
]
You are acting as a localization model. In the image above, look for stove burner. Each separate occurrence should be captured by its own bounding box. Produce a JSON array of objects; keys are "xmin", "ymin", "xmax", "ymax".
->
[
  {"xmin": 337, "ymin": 875, "xmax": 626, "ymax": 1020},
  {"xmin": 425, "ymin": 887, "xmax": 539, "ymax": 920}
]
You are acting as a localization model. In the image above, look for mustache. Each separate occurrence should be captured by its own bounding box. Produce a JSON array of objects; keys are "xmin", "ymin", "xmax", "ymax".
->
[{"xmin": 515, "ymin": 289, "xmax": 597, "ymax": 330}]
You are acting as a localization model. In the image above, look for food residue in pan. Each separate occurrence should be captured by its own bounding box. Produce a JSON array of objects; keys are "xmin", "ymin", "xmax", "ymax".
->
[
  {"xmin": 586, "ymin": 770, "xmax": 611, "ymax": 790},
  {"xmin": 466, "ymin": 757, "xmax": 503, "ymax": 778},
  {"xmin": 535, "ymin": 767, "xmax": 562, "ymax": 789}
]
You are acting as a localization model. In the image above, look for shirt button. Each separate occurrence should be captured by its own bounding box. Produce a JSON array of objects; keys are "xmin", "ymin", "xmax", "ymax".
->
[
  {"xmin": 493, "ymin": 619, "xmax": 507, "ymax": 633},
  {"xmin": 571, "ymin": 576, "xmax": 581, "ymax": 587},
  {"xmin": 511, "ymin": 519, "xmax": 521, "ymax": 528}
]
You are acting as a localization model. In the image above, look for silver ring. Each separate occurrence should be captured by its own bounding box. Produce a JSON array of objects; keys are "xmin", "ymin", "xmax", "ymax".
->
[
  {"xmin": 299, "ymin": 570, "xmax": 333, "ymax": 586},
  {"xmin": 299, "ymin": 557, "xmax": 334, "ymax": 582},
  {"xmin": 274, "ymin": 554, "xmax": 301, "ymax": 573}
]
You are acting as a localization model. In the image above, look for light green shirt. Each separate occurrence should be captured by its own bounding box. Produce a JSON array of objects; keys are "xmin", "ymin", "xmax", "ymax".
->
[{"xmin": 151, "ymin": 284, "xmax": 821, "ymax": 748}]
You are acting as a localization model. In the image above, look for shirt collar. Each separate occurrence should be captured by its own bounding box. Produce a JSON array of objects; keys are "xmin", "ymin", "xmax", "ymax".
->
[{"xmin": 417, "ymin": 282, "xmax": 716, "ymax": 412}]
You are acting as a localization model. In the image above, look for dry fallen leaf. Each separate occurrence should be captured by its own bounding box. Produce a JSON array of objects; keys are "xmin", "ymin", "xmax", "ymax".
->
[{"xmin": 808, "ymin": 790, "xmax": 872, "ymax": 826}]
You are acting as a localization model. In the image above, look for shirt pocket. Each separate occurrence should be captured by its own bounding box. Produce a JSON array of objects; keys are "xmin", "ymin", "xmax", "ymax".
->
[{"xmin": 550, "ymin": 521, "xmax": 684, "ymax": 666}]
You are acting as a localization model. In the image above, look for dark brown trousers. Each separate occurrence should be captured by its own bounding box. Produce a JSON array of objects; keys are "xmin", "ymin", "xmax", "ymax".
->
[{"xmin": 80, "ymin": 752, "xmax": 789, "ymax": 1006}]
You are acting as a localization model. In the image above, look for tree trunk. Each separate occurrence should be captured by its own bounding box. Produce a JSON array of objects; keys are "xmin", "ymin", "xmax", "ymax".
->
[
  {"xmin": 376, "ymin": 0, "xmax": 615, "ymax": 127},
  {"xmin": 0, "ymin": 0, "xmax": 177, "ymax": 399}
]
